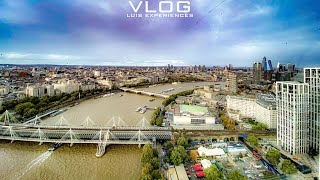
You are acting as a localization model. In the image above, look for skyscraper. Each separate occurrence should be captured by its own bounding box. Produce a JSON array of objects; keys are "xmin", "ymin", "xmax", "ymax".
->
[
  {"xmin": 253, "ymin": 62, "xmax": 262, "ymax": 84},
  {"xmin": 262, "ymin": 57, "xmax": 267, "ymax": 71},
  {"xmin": 262, "ymin": 57, "xmax": 273, "ymax": 81},
  {"xmin": 287, "ymin": 64, "xmax": 295, "ymax": 72},
  {"xmin": 276, "ymin": 81, "xmax": 309, "ymax": 155},
  {"xmin": 304, "ymin": 68, "xmax": 320, "ymax": 153}
]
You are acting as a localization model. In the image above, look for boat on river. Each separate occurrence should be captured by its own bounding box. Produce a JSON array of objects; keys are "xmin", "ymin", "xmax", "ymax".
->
[{"xmin": 48, "ymin": 142, "xmax": 62, "ymax": 152}]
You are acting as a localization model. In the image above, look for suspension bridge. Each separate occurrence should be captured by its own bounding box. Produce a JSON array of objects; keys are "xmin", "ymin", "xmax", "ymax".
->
[{"xmin": 0, "ymin": 110, "xmax": 172, "ymax": 157}]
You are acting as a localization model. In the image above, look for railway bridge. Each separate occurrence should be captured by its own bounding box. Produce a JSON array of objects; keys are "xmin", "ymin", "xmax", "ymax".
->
[{"xmin": 0, "ymin": 112, "xmax": 172, "ymax": 157}]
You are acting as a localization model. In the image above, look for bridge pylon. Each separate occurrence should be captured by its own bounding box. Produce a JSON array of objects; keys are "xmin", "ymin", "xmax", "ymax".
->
[
  {"xmin": 105, "ymin": 116, "xmax": 127, "ymax": 129},
  {"xmin": 61, "ymin": 128, "xmax": 79, "ymax": 143},
  {"xmin": 30, "ymin": 127, "xmax": 48, "ymax": 142},
  {"xmin": 2, "ymin": 126, "xmax": 18, "ymax": 142},
  {"xmin": 54, "ymin": 115, "xmax": 71, "ymax": 126},
  {"xmin": 1, "ymin": 110, "xmax": 17, "ymax": 125},
  {"xmin": 129, "ymin": 130, "xmax": 151, "ymax": 148},
  {"xmin": 80, "ymin": 116, "xmax": 96, "ymax": 127},
  {"xmin": 136, "ymin": 117, "xmax": 152, "ymax": 129}
]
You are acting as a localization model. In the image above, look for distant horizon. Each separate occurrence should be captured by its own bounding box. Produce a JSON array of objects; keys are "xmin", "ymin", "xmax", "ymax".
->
[
  {"xmin": 0, "ymin": 1, "xmax": 320, "ymax": 67},
  {"xmin": 0, "ymin": 63, "xmax": 315, "ymax": 69}
]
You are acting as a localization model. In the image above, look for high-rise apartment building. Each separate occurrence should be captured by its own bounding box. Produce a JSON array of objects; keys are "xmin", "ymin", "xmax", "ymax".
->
[
  {"xmin": 225, "ymin": 73, "xmax": 237, "ymax": 93},
  {"xmin": 304, "ymin": 68, "xmax": 320, "ymax": 153},
  {"xmin": 253, "ymin": 62, "xmax": 262, "ymax": 84},
  {"xmin": 276, "ymin": 81, "xmax": 309, "ymax": 155},
  {"xmin": 226, "ymin": 94, "xmax": 277, "ymax": 129}
]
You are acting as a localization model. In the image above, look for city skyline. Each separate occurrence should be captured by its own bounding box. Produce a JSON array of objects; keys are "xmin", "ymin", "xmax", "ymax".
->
[{"xmin": 0, "ymin": 0, "xmax": 320, "ymax": 67}]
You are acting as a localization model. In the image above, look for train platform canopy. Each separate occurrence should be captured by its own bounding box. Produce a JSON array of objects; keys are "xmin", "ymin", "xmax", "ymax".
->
[{"xmin": 198, "ymin": 146, "xmax": 226, "ymax": 157}]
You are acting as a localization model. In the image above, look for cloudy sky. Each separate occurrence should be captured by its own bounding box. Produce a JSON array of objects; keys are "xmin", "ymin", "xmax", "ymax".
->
[{"xmin": 0, "ymin": 0, "xmax": 319, "ymax": 67}]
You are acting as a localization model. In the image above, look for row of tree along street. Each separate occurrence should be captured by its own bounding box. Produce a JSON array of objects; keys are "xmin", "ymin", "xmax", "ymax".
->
[
  {"xmin": 150, "ymin": 107, "xmax": 164, "ymax": 126},
  {"xmin": 0, "ymin": 87, "xmax": 118, "ymax": 121},
  {"xmin": 124, "ymin": 76, "xmax": 203, "ymax": 88},
  {"xmin": 140, "ymin": 144, "xmax": 163, "ymax": 180},
  {"xmin": 162, "ymin": 90, "xmax": 194, "ymax": 106}
]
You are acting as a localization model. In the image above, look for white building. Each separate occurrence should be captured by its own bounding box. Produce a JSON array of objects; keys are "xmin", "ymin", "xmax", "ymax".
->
[
  {"xmin": 276, "ymin": 81, "xmax": 309, "ymax": 155},
  {"xmin": 194, "ymin": 86, "xmax": 216, "ymax": 99},
  {"xmin": 198, "ymin": 146, "xmax": 226, "ymax": 158},
  {"xmin": 94, "ymin": 71, "xmax": 101, "ymax": 77},
  {"xmin": 173, "ymin": 105, "xmax": 215, "ymax": 125},
  {"xmin": 80, "ymin": 84, "xmax": 95, "ymax": 91},
  {"xmin": 25, "ymin": 85, "xmax": 55, "ymax": 97},
  {"xmin": 0, "ymin": 86, "xmax": 9, "ymax": 96},
  {"xmin": 226, "ymin": 94, "xmax": 277, "ymax": 129},
  {"xmin": 54, "ymin": 80, "xmax": 80, "ymax": 94},
  {"xmin": 304, "ymin": 68, "xmax": 320, "ymax": 153}
]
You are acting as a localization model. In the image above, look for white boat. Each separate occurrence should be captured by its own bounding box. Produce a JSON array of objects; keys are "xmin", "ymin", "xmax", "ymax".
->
[
  {"xmin": 136, "ymin": 107, "xmax": 142, "ymax": 112},
  {"xmin": 103, "ymin": 93, "xmax": 115, "ymax": 97},
  {"xmin": 50, "ymin": 108, "xmax": 68, "ymax": 117},
  {"xmin": 139, "ymin": 107, "xmax": 147, "ymax": 114}
]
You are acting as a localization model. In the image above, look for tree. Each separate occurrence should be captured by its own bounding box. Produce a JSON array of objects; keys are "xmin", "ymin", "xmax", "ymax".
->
[
  {"xmin": 220, "ymin": 115, "xmax": 235, "ymax": 130},
  {"xmin": 24, "ymin": 108, "xmax": 38, "ymax": 118},
  {"xmin": 150, "ymin": 157, "xmax": 160, "ymax": 169},
  {"xmin": 150, "ymin": 170, "xmax": 162, "ymax": 180},
  {"xmin": 140, "ymin": 174, "xmax": 152, "ymax": 180},
  {"xmin": 162, "ymin": 90, "xmax": 194, "ymax": 106},
  {"xmin": 246, "ymin": 135, "xmax": 259, "ymax": 147},
  {"xmin": 170, "ymin": 148, "xmax": 184, "ymax": 166},
  {"xmin": 140, "ymin": 144, "xmax": 163, "ymax": 180},
  {"xmin": 176, "ymin": 145, "xmax": 188, "ymax": 161},
  {"xmin": 204, "ymin": 164, "xmax": 223, "ymax": 180},
  {"xmin": 266, "ymin": 149, "xmax": 280, "ymax": 166},
  {"xmin": 141, "ymin": 144, "xmax": 157, "ymax": 165},
  {"xmin": 227, "ymin": 170, "xmax": 247, "ymax": 180},
  {"xmin": 14, "ymin": 102, "xmax": 36, "ymax": 116},
  {"xmin": 155, "ymin": 117, "xmax": 163, "ymax": 126},
  {"xmin": 238, "ymin": 152, "xmax": 243, "ymax": 159},
  {"xmin": 281, "ymin": 159, "xmax": 297, "ymax": 174},
  {"xmin": 141, "ymin": 163, "xmax": 154, "ymax": 178},
  {"xmin": 190, "ymin": 150, "xmax": 198, "ymax": 162},
  {"xmin": 252, "ymin": 123, "xmax": 268, "ymax": 130},
  {"xmin": 177, "ymin": 136, "xmax": 188, "ymax": 148},
  {"xmin": 150, "ymin": 107, "xmax": 161, "ymax": 125}
]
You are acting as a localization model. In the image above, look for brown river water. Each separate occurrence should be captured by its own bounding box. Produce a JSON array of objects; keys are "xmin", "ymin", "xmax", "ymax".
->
[{"xmin": 0, "ymin": 82, "xmax": 216, "ymax": 180}]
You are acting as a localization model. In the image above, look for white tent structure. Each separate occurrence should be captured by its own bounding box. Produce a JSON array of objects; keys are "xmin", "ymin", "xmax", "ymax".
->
[
  {"xmin": 198, "ymin": 146, "xmax": 226, "ymax": 157},
  {"xmin": 200, "ymin": 159, "xmax": 212, "ymax": 169}
]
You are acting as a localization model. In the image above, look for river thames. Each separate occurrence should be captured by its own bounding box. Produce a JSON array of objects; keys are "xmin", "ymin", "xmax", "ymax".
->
[{"xmin": 0, "ymin": 82, "xmax": 217, "ymax": 180}]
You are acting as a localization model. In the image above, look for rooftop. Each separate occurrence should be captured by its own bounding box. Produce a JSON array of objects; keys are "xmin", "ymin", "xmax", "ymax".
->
[{"xmin": 179, "ymin": 105, "xmax": 209, "ymax": 114}]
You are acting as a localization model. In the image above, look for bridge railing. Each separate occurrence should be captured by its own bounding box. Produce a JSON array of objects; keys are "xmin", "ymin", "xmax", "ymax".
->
[{"xmin": 0, "ymin": 125, "xmax": 172, "ymax": 144}]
